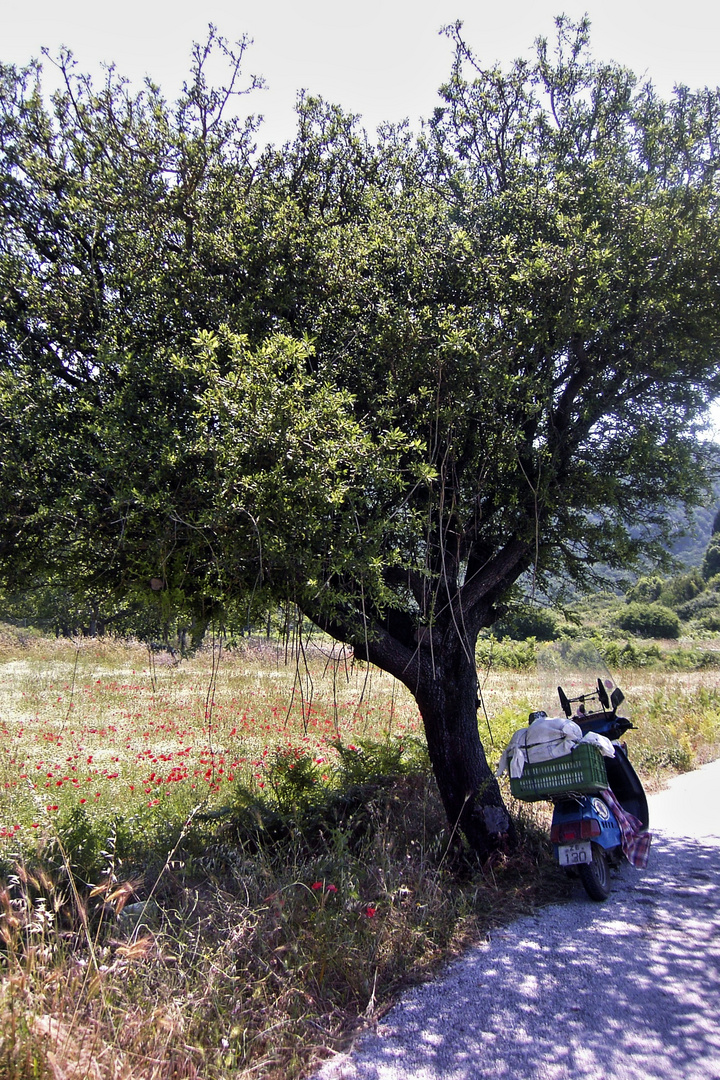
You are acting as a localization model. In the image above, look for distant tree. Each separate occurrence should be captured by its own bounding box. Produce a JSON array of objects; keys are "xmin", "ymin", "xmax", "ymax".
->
[
  {"xmin": 703, "ymin": 537, "xmax": 720, "ymax": 581},
  {"xmin": 659, "ymin": 569, "xmax": 704, "ymax": 607},
  {"xmin": 3, "ymin": 20, "xmax": 720, "ymax": 857},
  {"xmin": 627, "ymin": 576, "xmax": 664, "ymax": 604}
]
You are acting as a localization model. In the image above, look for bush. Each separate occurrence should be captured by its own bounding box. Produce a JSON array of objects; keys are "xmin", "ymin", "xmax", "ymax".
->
[
  {"xmin": 615, "ymin": 603, "xmax": 681, "ymax": 639},
  {"xmin": 697, "ymin": 611, "xmax": 720, "ymax": 633},
  {"xmin": 491, "ymin": 605, "xmax": 559, "ymax": 642},
  {"xmin": 599, "ymin": 638, "xmax": 663, "ymax": 667},
  {"xmin": 675, "ymin": 591, "xmax": 720, "ymax": 621},
  {"xmin": 476, "ymin": 636, "xmax": 538, "ymax": 671}
]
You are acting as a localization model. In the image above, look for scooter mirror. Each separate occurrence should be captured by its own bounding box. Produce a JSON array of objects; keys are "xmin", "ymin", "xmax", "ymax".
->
[
  {"xmin": 557, "ymin": 685, "xmax": 572, "ymax": 718},
  {"xmin": 610, "ymin": 687, "xmax": 625, "ymax": 711},
  {"xmin": 597, "ymin": 678, "xmax": 610, "ymax": 710}
]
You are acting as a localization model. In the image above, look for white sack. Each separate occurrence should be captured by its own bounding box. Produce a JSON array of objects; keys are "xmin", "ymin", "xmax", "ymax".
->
[
  {"xmin": 496, "ymin": 715, "xmax": 583, "ymax": 779},
  {"xmin": 580, "ymin": 730, "xmax": 616, "ymax": 758}
]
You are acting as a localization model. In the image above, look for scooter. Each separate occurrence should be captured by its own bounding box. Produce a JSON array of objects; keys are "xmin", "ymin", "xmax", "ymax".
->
[{"xmin": 547, "ymin": 678, "xmax": 649, "ymax": 901}]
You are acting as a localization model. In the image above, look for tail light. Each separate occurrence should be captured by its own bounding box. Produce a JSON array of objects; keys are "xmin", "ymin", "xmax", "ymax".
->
[{"xmin": 551, "ymin": 818, "xmax": 601, "ymax": 843}]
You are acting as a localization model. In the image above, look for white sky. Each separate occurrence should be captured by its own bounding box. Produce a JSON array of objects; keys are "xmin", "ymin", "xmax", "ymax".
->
[{"xmin": 3, "ymin": 0, "xmax": 720, "ymax": 148}]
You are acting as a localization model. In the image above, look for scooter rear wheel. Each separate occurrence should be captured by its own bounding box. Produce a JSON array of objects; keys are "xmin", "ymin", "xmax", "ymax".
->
[{"xmin": 578, "ymin": 843, "xmax": 611, "ymax": 901}]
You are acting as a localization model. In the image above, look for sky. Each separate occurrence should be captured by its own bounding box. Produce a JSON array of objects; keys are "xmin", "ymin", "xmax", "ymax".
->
[{"xmin": 3, "ymin": 0, "xmax": 720, "ymax": 149}]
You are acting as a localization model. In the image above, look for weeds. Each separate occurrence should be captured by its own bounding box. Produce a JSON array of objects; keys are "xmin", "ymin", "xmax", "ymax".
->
[
  {"xmin": 0, "ymin": 757, "xmax": 566, "ymax": 1079},
  {"xmin": 1, "ymin": 637, "xmax": 720, "ymax": 1076}
]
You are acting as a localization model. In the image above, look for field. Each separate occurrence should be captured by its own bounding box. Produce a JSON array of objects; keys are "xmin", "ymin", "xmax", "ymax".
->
[
  {"xmin": 1, "ymin": 633, "xmax": 720, "ymax": 1078},
  {"xmin": 0, "ymin": 636, "xmax": 426, "ymax": 846}
]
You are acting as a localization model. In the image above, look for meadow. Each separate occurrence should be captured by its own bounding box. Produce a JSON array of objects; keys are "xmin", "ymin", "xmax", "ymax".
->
[{"xmin": 1, "ymin": 631, "xmax": 720, "ymax": 1079}]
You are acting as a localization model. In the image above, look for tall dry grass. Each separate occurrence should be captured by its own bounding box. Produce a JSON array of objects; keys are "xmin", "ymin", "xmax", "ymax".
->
[{"xmin": 0, "ymin": 631, "xmax": 719, "ymax": 1077}]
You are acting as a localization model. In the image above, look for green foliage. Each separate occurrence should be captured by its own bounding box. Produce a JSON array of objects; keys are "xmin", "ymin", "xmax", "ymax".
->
[
  {"xmin": 597, "ymin": 638, "xmax": 662, "ymax": 667},
  {"xmin": 621, "ymin": 528, "xmax": 720, "ymax": 630},
  {"xmin": 658, "ymin": 570, "xmax": 705, "ymax": 607},
  {"xmin": 627, "ymin": 575, "xmax": 664, "ymax": 603},
  {"xmin": 332, "ymin": 738, "xmax": 429, "ymax": 785},
  {"xmin": 703, "ymin": 537, "xmax": 720, "ymax": 581},
  {"xmin": 0, "ymin": 759, "xmax": 568, "ymax": 1080},
  {"xmin": 615, "ymin": 602, "xmax": 681, "ymax": 639},
  {"xmin": 40, "ymin": 803, "xmax": 186, "ymax": 890},
  {"xmin": 675, "ymin": 588, "xmax": 720, "ymax": 621},
  {"xmin": 492, "ymin": 604, "xmax": 560, "ymax": 642},
  {"xmin": 3, "ymin": 21, "xmax": 720, "ymax": 647},
  {"xmin": 631, "ymin": 685, "xmax": 720, "ymax": 771},
  {"xmin": 47, "ymin": 805, "xmax": 103, "ymax": 883},
  {"xmin": 476, "ymin": 636, "xmax": 539, "ymax": 671},
  {"xmin": 226, "ymin": 738, "xmax": 432, "ymax": 857},
  {"xmin": 262, "ymin": 747, "xmax": 325, "ymax": 815}
]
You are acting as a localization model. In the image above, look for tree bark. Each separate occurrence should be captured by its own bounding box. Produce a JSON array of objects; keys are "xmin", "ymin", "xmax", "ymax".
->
[{"xmin": 411, "ymin": 640, "xmax": 515, "ymax": 860}]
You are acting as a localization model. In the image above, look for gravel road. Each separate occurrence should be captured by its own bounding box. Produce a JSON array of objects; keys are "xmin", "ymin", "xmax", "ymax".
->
[{"xmin": 312, "ymin": 759, "xmax": 720, "ymax": 1080}]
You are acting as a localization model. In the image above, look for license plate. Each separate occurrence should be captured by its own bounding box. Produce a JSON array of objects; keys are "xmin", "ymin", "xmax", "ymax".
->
[{"xmin": 558, "ymin": 842, "xmax": 592, "ymax": 866}]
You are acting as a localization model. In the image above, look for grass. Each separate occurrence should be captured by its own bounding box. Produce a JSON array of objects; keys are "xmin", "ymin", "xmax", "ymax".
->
[{"xmin": 1, "ymin": 630, "xmax": 719, "ymax": 1078}]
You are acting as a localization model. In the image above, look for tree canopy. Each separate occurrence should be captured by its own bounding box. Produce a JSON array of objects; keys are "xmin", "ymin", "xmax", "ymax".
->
[{"xmin": 2, "ymin": 18, "xmax": 720, "ymax": 855}]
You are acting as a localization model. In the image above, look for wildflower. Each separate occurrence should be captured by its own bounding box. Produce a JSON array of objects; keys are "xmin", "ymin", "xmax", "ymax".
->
[
  {"xmin": 326, "ymin": 884, "xmax": 338, "ymax": 893},
  {"xmin": 365, "ymin": 905, "xmax": 377, "ymax": 918},
  {"xmin": 311, "ymin": 881, "xmax": 323, "ymax": 890}
]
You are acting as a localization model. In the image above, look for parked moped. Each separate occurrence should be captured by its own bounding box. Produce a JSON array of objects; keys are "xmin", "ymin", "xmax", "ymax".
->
[
  {"xmin": 551, "ymin": 678, "xmax": 648, "ymax": 900},
  {"xmin": 507, "ymin": 675, "xmax": 650, "ymax": 901}
]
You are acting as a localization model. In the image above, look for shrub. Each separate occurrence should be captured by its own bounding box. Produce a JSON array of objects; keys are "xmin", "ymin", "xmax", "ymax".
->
[
  {"xmin": 615, "ymin": 603, "xmax": 681, "ymax": 639},
  {"xmin": 476, "ymin": 636, "xmax": 538, "ymax": 670},
  {"xmin": 491, "ymin": 605, "xmax": 559, "ymax": 642},
  {"xmin": 675, "ymin": 591, "xmax": 720, "ymax": 621}
]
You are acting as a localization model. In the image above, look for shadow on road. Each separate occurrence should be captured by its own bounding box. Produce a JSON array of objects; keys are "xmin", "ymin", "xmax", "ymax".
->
[{"xmin": 317, "ymin": 834, "xmax": 720, "ymax": 1079}]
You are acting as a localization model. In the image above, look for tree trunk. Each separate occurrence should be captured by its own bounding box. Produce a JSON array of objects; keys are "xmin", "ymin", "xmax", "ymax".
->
[
  {"xmin": 413, "ymin": 642, "xmax": 515, "ymax": 861},
  {"xmin": 313, "ymin": 607, "xmax": 517, "ymax": 860}
]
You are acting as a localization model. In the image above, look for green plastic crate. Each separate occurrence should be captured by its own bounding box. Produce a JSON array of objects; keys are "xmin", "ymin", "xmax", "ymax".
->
[{"xmin": 509, "ymin": 742, "xmax": 608, "ymax": 802}]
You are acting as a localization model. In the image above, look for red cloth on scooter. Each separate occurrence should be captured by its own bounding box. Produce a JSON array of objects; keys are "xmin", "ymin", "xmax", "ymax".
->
[{"xmin": 600, "ymin": 788, "xmax": 652, "ymax": 869}]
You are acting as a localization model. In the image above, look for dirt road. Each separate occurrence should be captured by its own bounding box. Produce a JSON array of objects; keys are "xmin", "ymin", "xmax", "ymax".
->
[{"xmin": 313, "ymin": 759, "xmax": 720, "ymax": 1079}]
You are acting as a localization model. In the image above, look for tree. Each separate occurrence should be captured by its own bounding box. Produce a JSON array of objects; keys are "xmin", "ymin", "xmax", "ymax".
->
[{"xmin": 3, "ymin": 20, "xmax": 720, "ymax": 858}]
